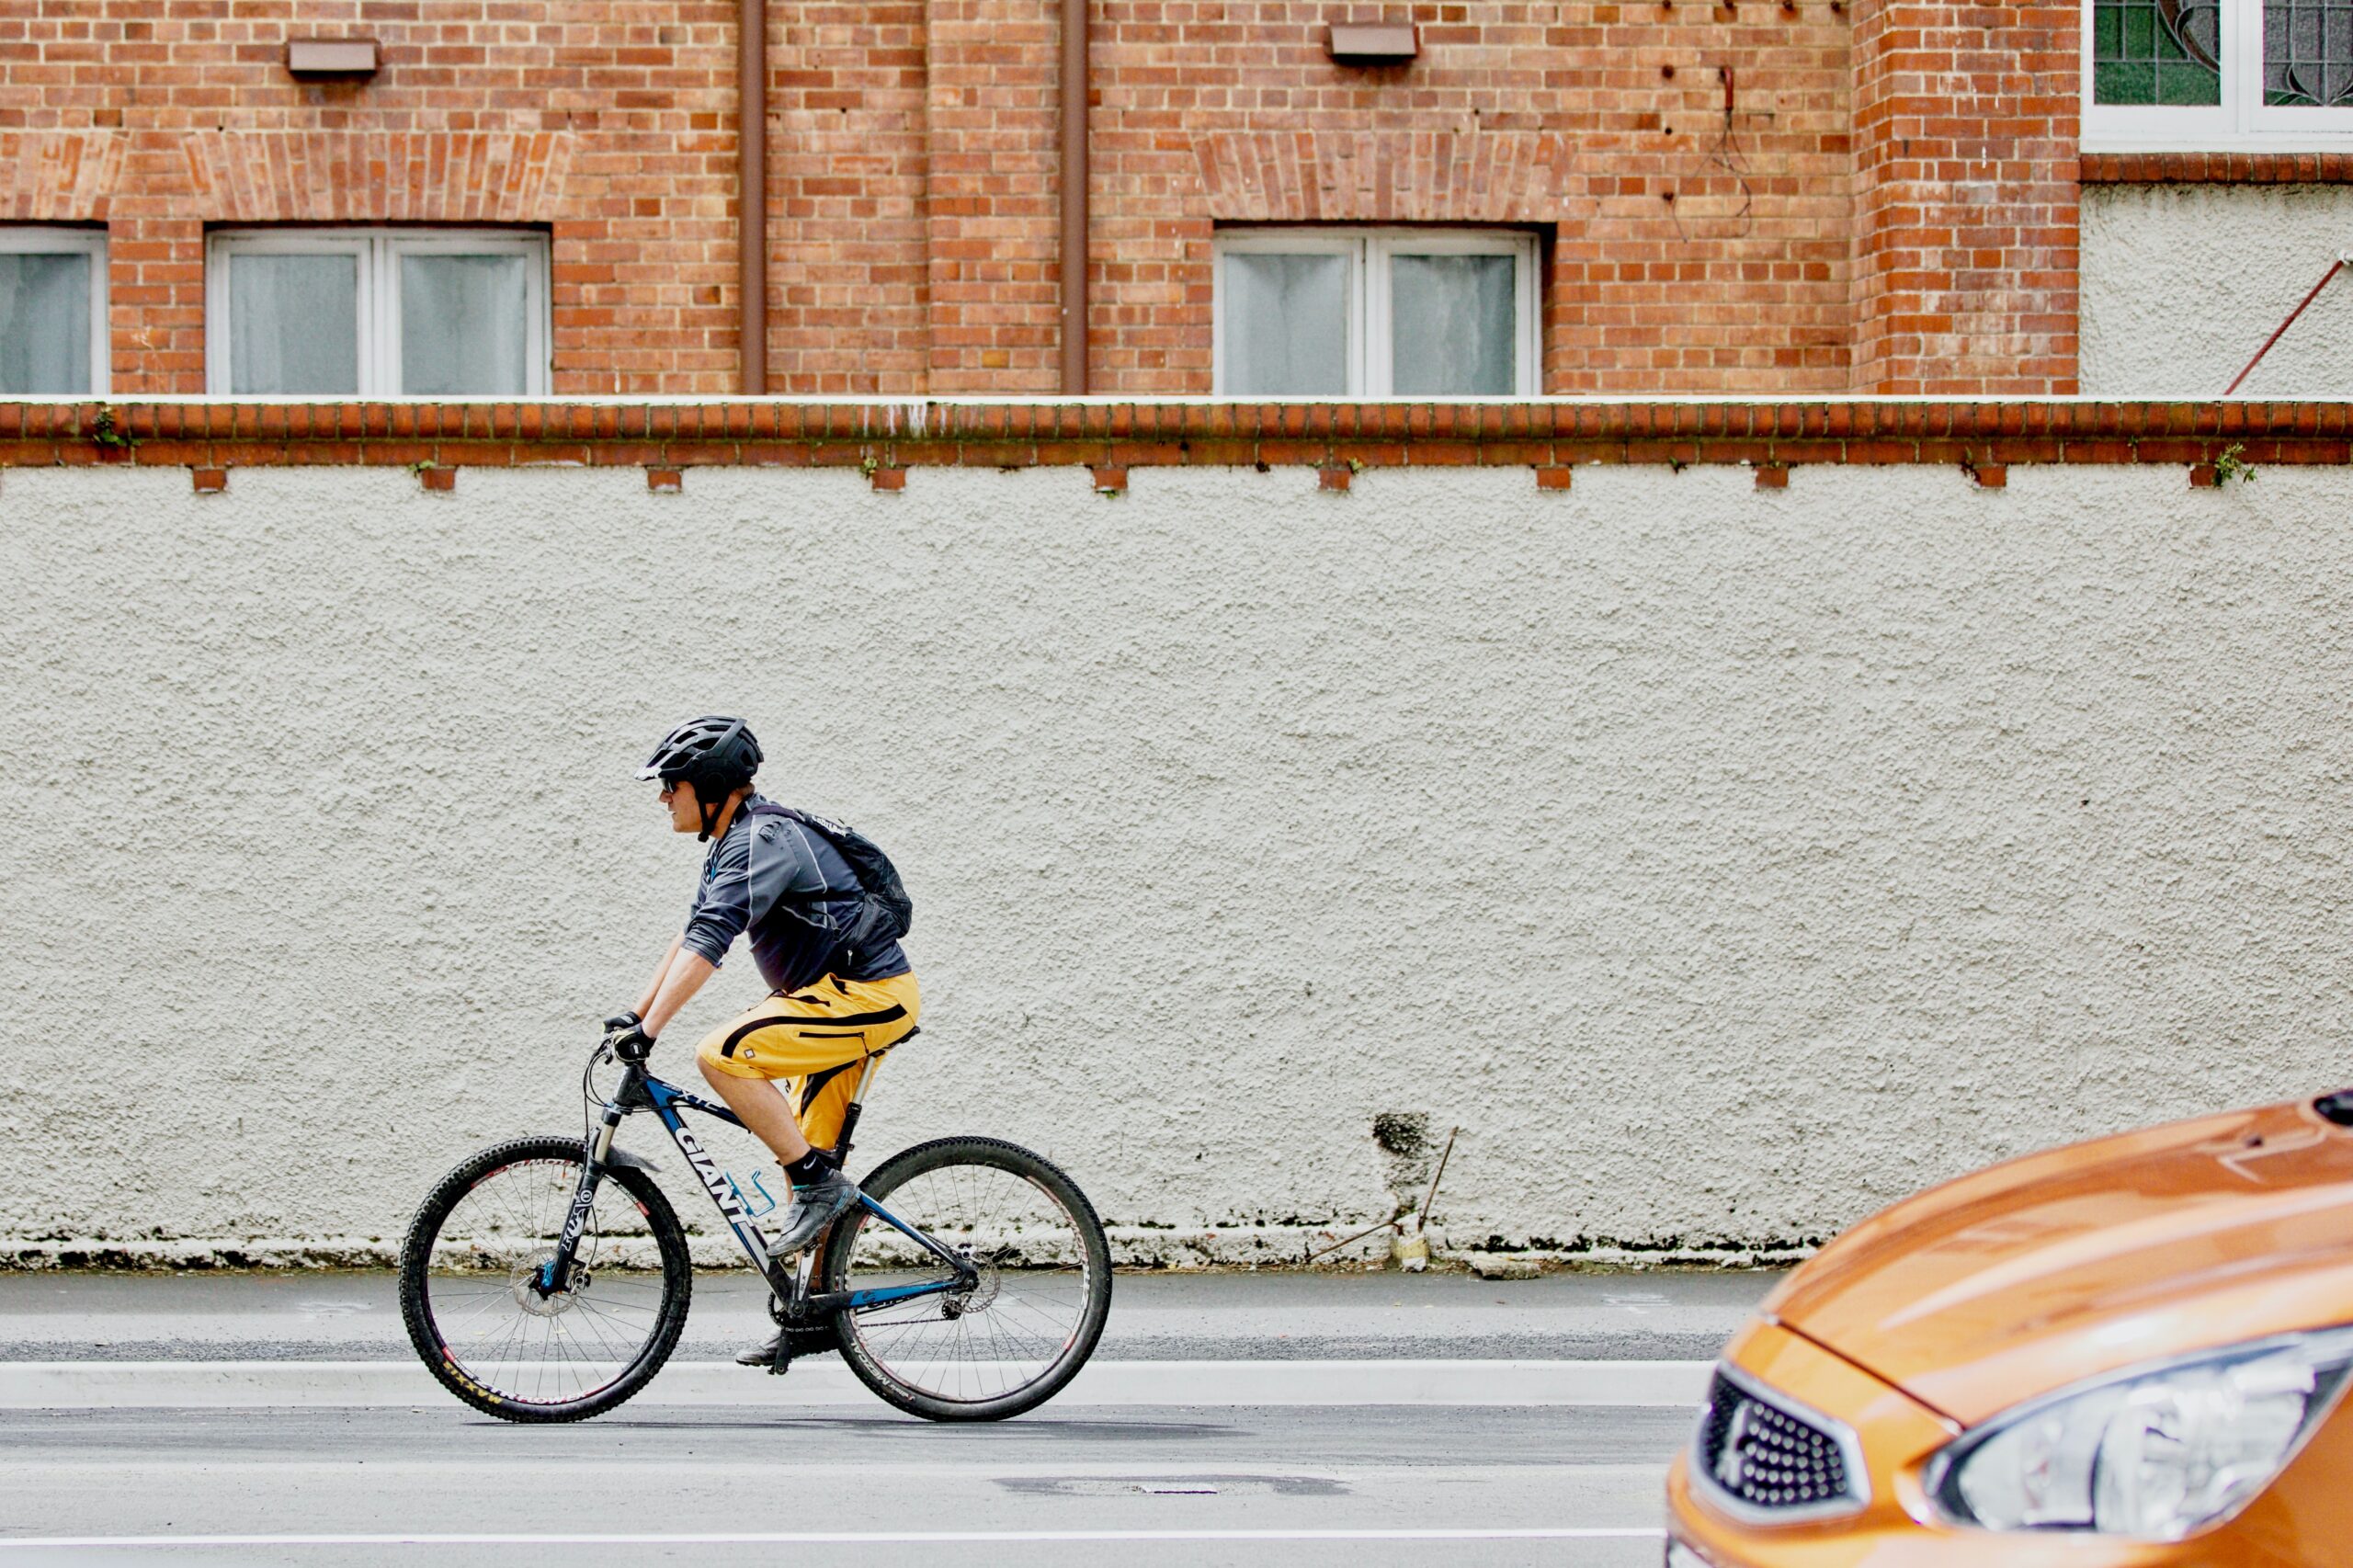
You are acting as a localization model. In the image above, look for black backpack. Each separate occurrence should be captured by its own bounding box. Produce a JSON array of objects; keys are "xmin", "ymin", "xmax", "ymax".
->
[{"xmin": 745, "ymin": 801, "xmax": 915, "ymax": 969}]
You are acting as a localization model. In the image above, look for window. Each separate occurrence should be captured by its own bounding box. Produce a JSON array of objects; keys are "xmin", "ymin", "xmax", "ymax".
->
[
  {"xmin": 0, "ymin": 228, "xmax": 107, "ymax": 395},
  {"xmin": 1213, "ymin": 228, "xmax": 1540, "ymax": 397},
  {"xmin": 206, "ymin": 229, "xmax": 550, "ymax": 396},
  {"xmin": 2086, "ymin": 0, "xmax": 2353, "ymax": 146}
]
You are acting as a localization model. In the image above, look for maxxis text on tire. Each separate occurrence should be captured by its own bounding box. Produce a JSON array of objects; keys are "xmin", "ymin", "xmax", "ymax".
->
[
  {"xmin": 398, "ymin": 1134, "xmax": 693, "ymax": 1424},
  {"xmin": 819, "ymin": 1134, "xmax": 1113, "ymax": 1423}
]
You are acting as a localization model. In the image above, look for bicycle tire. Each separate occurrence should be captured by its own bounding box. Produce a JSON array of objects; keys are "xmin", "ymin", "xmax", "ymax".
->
[
  {"xmin": 821, "ymin": 1134, "xmax": 1112, "ymax": 1422},
  {"xmin": 399, "ymin": 1135, "xmax": 692, "ymax": 1424}
]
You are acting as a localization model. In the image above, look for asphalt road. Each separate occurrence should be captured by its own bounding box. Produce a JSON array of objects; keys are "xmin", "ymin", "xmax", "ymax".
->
[
  {"xmin": 0, "ymin": 1270, "xmax": 1758, "ymax": 1564},
  {"xmin": 0, "ymin": 1403, "xmax": 1684, "ymax": 1566}
]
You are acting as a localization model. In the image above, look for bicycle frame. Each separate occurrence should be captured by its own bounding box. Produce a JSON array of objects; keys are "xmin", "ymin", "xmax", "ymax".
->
[{"xmin": 539, "ymin": 1051, "xmax": 976, "ymax": 1323}]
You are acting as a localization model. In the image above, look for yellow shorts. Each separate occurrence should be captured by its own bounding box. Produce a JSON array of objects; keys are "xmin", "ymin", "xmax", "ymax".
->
[{"xmin": 696, "ymin": 971, "xmax": 921, "ymax": 1151}]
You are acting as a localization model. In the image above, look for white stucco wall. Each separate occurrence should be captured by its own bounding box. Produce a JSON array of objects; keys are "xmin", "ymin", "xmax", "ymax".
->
[
  {"xmin": 6, "ymin": 458, "xmax": 2353, "ymax": 1263},
  {"xmin": 2082, "ymin": 184, "xmax": 2353, "ymax": 398}
]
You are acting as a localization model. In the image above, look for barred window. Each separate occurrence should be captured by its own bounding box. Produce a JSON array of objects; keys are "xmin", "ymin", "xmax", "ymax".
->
[{"xmin": 2088, "ymin": 0, "xmax": 2353, "ymax": 142}]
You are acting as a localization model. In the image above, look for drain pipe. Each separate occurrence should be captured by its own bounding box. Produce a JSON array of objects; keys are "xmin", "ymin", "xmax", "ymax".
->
[
  {"xmin": 739, "ymin": 0, "xmax": 768, "ymax": 394},
  {"xmin": 1058, "ymin": 0, "xmax": 1088, "ymax": 393}
]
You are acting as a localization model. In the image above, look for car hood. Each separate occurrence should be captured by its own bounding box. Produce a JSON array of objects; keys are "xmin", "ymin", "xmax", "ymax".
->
[{"xmin": 1767, "ymin": 1096, "xmax": 2353, "ymax": 1426}]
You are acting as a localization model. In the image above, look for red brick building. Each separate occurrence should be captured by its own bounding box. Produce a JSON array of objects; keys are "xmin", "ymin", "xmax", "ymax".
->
[{"xmin": 0, "ymin": 0, "xmax": 2302, "ymax": 401}]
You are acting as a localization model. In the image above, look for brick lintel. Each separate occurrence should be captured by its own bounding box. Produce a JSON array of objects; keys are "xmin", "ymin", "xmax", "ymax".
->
[{"xmin": 5, "ymin": 401, "xmax": 2349, "ymax": 472}]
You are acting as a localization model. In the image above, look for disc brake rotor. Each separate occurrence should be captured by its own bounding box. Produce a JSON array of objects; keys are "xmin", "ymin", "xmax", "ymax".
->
[
  {"xmin": 508, "ymin": 1254, "xmax": 585, "ymax": 1318},
  {"xmin": 944, "ymin": 1249, "xmax": 1001, "ymax": 1317}
]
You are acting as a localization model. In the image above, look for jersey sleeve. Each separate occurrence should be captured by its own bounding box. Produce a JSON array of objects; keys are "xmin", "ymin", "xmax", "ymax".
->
[
  {"xmin": 679, "ymin": 832, "xmax": 752, "ymax": 967},
  {"xmin": 681, "ymin": 816, "xmax": 831, "ymax": 970}
]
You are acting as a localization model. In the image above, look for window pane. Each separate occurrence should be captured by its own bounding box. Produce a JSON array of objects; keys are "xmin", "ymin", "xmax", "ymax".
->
[
  {"xmin": 1389, "ymin": 252, "xmax": 1516, "ymax": 397},
  {"xmin": 401, "ymin": 253, "xmax": 529, "ymax": 395},
  {"xmin": 2268, "ymin": 0, "xmax": 2353, "ymax": 104},
  {"xmin": 230, "ymin": 253, "xmax": 358, "ymax": 394},
  {"xmin": 2094, "ymin": 0, "xmax": 2221, "ymax": 105},
  {"xmin": 1222, "ymin": 252, "xmax": 1348, "ymax": 395},
  {"xmin": 0, "ymin": 251, "xmax": 91, "ymax": 394}
]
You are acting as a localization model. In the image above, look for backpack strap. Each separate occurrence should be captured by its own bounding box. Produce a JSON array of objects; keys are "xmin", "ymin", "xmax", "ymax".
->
[{"xmin": 742, "ymin": 801, "xmax": 861, "ymax": 903}]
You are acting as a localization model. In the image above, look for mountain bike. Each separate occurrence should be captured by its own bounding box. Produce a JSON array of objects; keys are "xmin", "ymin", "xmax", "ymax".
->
[{"xmin": 397, "ymin": 1030, "xmax": 1112, "ymax": 1424}]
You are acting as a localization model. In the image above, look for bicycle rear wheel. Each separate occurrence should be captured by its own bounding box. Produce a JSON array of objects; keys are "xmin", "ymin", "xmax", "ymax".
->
[
  {"xmin": 822, "ymin": 1135, "xmax": 1112, "ymax": 1422},
  {"xmin": 399, "ymin": 1135, "xmax": 691, "ymax": 1423}
]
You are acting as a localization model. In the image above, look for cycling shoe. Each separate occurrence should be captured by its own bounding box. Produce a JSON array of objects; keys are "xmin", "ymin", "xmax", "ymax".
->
[{"xmin": 766, "ymin": 1169, "xmax": 862, "ymax": 1257}]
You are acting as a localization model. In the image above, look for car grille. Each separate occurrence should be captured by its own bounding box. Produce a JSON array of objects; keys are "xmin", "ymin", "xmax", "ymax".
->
[{"xmin": 1695, "ymin": 1369, "xmax": 1859, "ymax": 1516}]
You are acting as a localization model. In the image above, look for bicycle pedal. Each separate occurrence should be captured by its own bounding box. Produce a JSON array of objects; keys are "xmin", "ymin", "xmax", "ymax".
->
[{"xmin": 767, "ymin": 1348, "xmax": 793, "ymax": 1377}]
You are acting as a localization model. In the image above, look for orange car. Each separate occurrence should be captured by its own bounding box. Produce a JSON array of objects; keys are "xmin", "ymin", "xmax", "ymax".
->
[{"xmin": 1666, "ymin": 1090, "xmax": 2353, "ymax": 1566}]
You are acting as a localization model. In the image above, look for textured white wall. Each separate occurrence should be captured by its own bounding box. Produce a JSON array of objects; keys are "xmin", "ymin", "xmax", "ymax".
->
[
  {"xmin": 5, "ymin": 460, "xmax": 2353, "ymax": 1261},
  {"xmin": 2082, "ymin": 184, "xmax": 2353, "ymax": 398}
]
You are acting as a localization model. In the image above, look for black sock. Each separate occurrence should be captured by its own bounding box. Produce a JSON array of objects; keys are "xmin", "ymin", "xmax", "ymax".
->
[{"xmin": 784, "ymin": 1149, "xmax": 835, "ymax": 1187}]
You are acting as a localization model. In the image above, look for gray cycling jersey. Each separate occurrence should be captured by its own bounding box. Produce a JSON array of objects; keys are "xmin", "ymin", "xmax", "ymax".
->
[{"xmin": 679, "ymin": 793, "xmax": 911, "ymax": 995}]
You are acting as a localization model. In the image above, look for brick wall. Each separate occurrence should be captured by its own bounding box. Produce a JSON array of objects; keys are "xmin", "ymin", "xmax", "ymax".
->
[
  {"xmin": 1849, "ymin": 0, "xmax": 2080, "ymax": 394},
  {"xmin": 1093, "ymin": 1, "xmax": 1857, "ymax": 394},
  {"xmin": 0, "ymin": 0, "xmax": 2081, "ymax": 395},
  {"xmin": 769, "ymin": 0, "xmax": 931, "ymax": 393},
  {"xmin": 0, "ymin": 0, "xmax": 743, "ymax": 396},
  {"xmin": 926, "ymin": 0, "xmax": 1063, "ymax": 392}
]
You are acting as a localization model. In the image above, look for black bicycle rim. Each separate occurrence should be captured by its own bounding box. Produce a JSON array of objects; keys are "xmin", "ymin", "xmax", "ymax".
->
[
  {"xmin": 400, "ymin": 1137, "xmax": 691, "ymax": 1422},
  {"xmin": 824, "ymin": 1136, "xmax": 1112, "ymax": 1421}
]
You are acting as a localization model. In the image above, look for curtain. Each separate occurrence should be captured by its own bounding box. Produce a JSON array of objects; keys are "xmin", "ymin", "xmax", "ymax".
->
[
  {"xmin": 0, "ymin": 252, "xmax": 92, "ymax": 395},
  {"xmin": 401, "ymin": 253, "xmax": 529, "ymax": 395},
  {"xmin": 1222, "ymin": 252, "xmax": 1348, "ymax": 396},
  {"xmin": 1390, "ymin": 253, "xmax": 1516, "ymax": 397},
  {"xmin": 230, "ymin": 253, "xmax": 359, "ymax": 395}
]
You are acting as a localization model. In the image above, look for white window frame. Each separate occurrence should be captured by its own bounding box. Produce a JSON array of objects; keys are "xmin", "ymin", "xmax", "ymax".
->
[
  {"xmin": 1212, "ymin": 226, "xmax": 1541, "ymax": 398},
  {"xmin": 205, "ymin": 227, "xmax": 551, "ymax": 396},
  {"xmin": 0, "ymin": 226, "xmax": 108, "ymax": 396},
  {"xmin": 2085, "ymin": 0, "xmax": 2353, "ymax": 149}
]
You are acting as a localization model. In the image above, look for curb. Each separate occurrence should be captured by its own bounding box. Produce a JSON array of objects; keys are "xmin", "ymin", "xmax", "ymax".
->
[
  {"xmin": 0, "ymin": 1530, "xmax": 1671, "ymax": 1550},
  {"xmin": 0, "ymin": 1234, "xmax": 1811, "ymax": 1270},
  {"xmin": 0, "ymin": 1358, "xmax": 1712, "ymax": 1409}
]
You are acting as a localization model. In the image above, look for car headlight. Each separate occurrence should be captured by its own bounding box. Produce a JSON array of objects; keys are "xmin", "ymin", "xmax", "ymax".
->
[{"xmin": 1929, "ymin": 1325, "xmax": 2353, "ymax": 1540}]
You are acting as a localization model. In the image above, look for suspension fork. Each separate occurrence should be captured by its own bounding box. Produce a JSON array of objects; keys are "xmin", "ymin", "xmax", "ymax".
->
[
  {"xmin": 539, "ymin": 1123, "xmax": 619, "ymax": 1296},
  {"xmin": 538, "ymin": 1077, "xmax": 631, "ymax": 1296}
]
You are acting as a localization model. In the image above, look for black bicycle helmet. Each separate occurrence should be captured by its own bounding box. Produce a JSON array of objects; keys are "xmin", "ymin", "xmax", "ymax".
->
[{"xmin": 638, "ymin": 715, "xmax": 763, "ymax": 840}]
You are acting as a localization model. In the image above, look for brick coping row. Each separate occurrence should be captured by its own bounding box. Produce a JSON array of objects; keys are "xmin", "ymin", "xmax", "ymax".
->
[
  {"xmin": 2080, "ymin": 152, "xmax": 2353, "ymax": 184},
  {"xmin": 4, "ymin": 402, "xmax": 2350, "ymax": 484}
]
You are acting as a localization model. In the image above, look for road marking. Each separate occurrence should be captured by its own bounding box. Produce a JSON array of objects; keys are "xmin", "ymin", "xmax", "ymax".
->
[
  {"xmin": 0, "ymin": 1358, "xmax": 1713, "ymax": 1409},
  {"xmin": 0, "ymin": 1529, "xmax": 1667, "ymax": 1547}
]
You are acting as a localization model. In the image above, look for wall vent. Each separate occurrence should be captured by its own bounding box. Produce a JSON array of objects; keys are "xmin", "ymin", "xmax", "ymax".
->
[
  {"xmin": 285, "ymin": 39, "xmax": 381, "ymax": 78},
  {"xmin": 1326, "ymin": 23, "xmax": 1418, "ymax": 64}
]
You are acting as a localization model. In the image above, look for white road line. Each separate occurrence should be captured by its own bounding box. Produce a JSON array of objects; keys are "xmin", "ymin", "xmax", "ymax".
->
[
  {"xmin": 0, "ymin": 1358, "xmax": 1713, "ymax": 1409},
  {"xmin": 0, "ymin": 1530, "xmax": 1667, "ymax": 1548}
]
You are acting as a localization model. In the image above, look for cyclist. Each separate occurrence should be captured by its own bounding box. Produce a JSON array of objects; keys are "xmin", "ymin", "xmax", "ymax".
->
[{"xmin": 599, "ymin": 715, "xmax": 918, "ymax": 1363}]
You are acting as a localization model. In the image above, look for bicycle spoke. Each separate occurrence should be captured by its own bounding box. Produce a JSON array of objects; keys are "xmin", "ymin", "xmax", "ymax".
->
[
  {"xmin": 415, "ymin": 1155, "xmax": 671, "ymax": 1408},
  {"xmin": 835, "ymin": 1151, "xmax": 1104, "ymax": 1409}
]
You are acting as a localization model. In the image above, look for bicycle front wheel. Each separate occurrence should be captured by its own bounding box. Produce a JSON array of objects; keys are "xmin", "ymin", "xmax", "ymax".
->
[
  {"xmin": 399, "ymin": 1135, "xmax": 691, "ymax": 1423},
  {"xmin": 822, "ymin": 1135, "xmax": 1112, "ymax": 1422}
]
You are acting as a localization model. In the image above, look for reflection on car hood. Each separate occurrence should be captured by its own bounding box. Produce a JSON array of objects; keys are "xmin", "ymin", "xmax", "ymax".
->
[{"xmin": 1768, "ymin": 1096, "xmax": 2353, "ymax": 1426}]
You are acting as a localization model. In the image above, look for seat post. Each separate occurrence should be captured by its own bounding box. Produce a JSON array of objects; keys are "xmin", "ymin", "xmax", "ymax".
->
[{"xmin": 830, "ymin": 1050, "xmax": 885, "ymax": 1162}]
